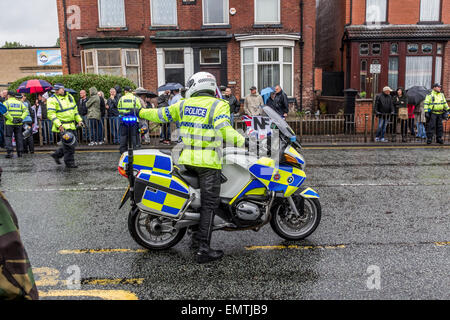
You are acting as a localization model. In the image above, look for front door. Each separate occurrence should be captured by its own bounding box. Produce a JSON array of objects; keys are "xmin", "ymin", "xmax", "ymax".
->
[{"xmin": 360, "ymin": 58, "xmax": 381, "ymax": 99}]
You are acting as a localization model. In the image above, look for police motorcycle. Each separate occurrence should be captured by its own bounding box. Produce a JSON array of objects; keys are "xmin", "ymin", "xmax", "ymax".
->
[{"xmin": 118, "ymin": 106, "xmax": 321, "ymax": 250}]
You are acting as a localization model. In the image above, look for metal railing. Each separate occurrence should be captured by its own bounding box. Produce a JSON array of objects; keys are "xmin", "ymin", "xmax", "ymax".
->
[{"xmin": 1, "ymin": 114, "xmax": 446, "ymax": 148}]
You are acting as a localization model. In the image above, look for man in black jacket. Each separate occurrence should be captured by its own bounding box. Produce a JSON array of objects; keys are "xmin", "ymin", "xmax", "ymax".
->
[
  {"xmin": 274, "ymin": 85, "xmax": 289, "ymax": 118},
  {"xmin": 374, "ymin": 86, "xmax": 395, "ymax": 142},
  {"xmin": 223, "ymin": 87, "xmax": 240, "ymax": 126}
]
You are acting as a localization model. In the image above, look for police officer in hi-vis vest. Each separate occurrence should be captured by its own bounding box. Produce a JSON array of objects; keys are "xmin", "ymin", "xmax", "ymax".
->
[
  {"xmin": 139, "ymin": 72, "xmax": 245, "ymax": 264},
  {"xmin": 117, "ymin": 86, "xmax": 142, "ymax": 154},
  {"xmin": 424, "ymin": 83, "xmax": 449, "ymax": 145},
  {"xmin": 47, "ymin": 84, "xmax": 84, "ymax": 168},
  {"xmin": 3, "ymin": 91, "xmax": 29, "ymax": 158}
]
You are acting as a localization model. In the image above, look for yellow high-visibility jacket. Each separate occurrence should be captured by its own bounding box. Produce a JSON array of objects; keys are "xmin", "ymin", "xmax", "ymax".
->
[
  {"xmin": 139, "ymin": 95, "xmax": 245, "ymax": 169},
  {"xmin": 47, "ymin": 93, "xmax": 83, "ymax": 133},
  {"xmin": 3, "ymin": 97, "xmax": 29, "ymax": 126}
]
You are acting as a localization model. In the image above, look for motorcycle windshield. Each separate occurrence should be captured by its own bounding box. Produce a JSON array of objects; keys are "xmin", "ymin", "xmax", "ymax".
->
[{"xmin": 263, "ymin": 106, "xmax": 296, "ymax": 140}]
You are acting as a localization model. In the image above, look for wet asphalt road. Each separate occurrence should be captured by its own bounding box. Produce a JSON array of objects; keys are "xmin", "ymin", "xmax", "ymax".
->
[{"xmin": 0, "ymin": 146, "xmax": 449, "ymax": 300}]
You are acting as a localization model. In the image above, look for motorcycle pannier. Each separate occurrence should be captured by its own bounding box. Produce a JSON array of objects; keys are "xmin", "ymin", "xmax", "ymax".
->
[{"xmin": 134, "ymin": 170, "xmax": 190, "ymax": 219}]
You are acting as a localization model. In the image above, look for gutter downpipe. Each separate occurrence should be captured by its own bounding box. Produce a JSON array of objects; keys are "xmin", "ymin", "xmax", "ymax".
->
[
  {"xmin": 62, "ymin": 0, "xmax": 71, "ymax": 74},
  {"xmin": 299, "ymin": 0, "xmax": 304, "ymax": 112}
]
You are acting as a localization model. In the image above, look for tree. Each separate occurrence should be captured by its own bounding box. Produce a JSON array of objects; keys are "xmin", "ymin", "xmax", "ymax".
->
[
  {"xmin": 2, "ymin": 41, "xmax": 31, "ymax": 48},
  {"xmin": 55, "ymin": 38, "xmax": 60, "ymax": 47}
]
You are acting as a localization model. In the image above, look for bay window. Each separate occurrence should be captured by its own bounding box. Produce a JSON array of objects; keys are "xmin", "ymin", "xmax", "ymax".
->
[
  {"xmin": 242, "ymin": 46, "xmax": 293, "ymax": 96},
  {"xmin": 203, "ymin": 0, "xmax": 229, "ymax": 25},
  {"xmin": 98, "ymin": 0, "xmax": 126, "ymax": 28},
  {"xmin": 366, "ymin": 0, "xmax": 387, "ymax": 24},
  {"xmin": 81, "ymin": 48, "xmax": 141, "ymax": 85},
  {"xmin": 255, "ymin": 0, "xmax": 280, "ymax": 24},
  {"xmin": 151, "ymin": 0, "xmax": 177, "ymax": 26},
  {"xmin": 420, "ymin": 0, "xmax": 440, "ymax": 22}
]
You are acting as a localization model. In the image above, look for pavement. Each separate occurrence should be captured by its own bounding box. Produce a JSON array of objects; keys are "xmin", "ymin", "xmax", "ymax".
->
[{"xmin": 0, "ymin": 146, "xmax": 449, "ymax": 300}]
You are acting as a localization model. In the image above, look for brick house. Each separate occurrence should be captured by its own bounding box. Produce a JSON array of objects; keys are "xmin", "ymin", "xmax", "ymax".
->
[
  {"xmin": 56, "ymin": 0, "xmax": 317, "ymax": 111},
  {"xmin": 316, "ymin": 0, "xmax": 450, "ymax": 98}
]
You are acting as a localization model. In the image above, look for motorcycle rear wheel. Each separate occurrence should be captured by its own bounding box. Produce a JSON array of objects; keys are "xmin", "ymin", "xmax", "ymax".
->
[
  {"xmin": 270, "ymin": 196, "xmax": 321, "ymax": 240},
  {"xmin": 128, "ymin": 208, "xmax": 186, "ymax": 250}
]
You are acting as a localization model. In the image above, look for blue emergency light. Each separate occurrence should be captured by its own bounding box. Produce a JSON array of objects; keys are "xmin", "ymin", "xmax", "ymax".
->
[{"xmin": 122, "ymin": 116, "xmax": 138, "ymax": 123}]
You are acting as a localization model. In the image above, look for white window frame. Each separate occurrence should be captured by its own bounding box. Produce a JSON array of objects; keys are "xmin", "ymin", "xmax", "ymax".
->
[
  {"xmin": 420, "ymin": 0, "xmax": 440, "ymax": 22},
  {"xmin": 150, "ymin": 0, "xmax": 178, "ymax": 27},
  {"xmin": 200, "ymin": 49, "xmax": 222, "ymax": 65},
  {"xmin": 80, "ymin": 48, "xmax": 142, "ymax": 86},
  {"xmin": 254, "ymin": 0, "xmax": 281, "ymax": 25},
  {"xmin": 98, "ymin": 0, "xmax": 126, "ymax": 28},
  {"xmin": 365, "ymin": 0, "xmax": 387, "ymax": 24},
  {"xmin": 241, "ymin": 46, "xmax": 293, "ymax": 97},
  {"xmin": 156, "ymin": 48, "xmax": 194, "ymax": 88},
  {"xmin": 237, "ymin": 35, "xmax": 299, "ymax": 98},
  {"xmin": 202, "ymin": 0, "xmax": 229, "ymax": 26}
]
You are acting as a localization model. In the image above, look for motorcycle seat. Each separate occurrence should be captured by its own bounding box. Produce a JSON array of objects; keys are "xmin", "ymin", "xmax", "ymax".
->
[
  {"xmin": 174, "ymin": 165, "xmax": 228, "ymax": 190},
  {"xmin": 175, "ymin": 165, "xmax": 200, "ymax": 189}
]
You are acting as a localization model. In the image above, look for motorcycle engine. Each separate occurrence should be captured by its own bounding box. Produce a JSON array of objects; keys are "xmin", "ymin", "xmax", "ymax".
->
[{"xmin": 235, "ymin": 201, "xmax": 262, "ymax": 221}]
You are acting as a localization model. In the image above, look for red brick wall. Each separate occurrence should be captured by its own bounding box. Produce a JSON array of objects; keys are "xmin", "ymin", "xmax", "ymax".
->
[
  {"xmin": 56, "ymin": 0, "xmax": 317, "ymax": 110},
  {"xmin": 443, "ymin": 42, "xmax": 450, "ymax": 98},
  {"xmin": 349, "ymin": 0, "xmax": 450, "ymax": 24}
]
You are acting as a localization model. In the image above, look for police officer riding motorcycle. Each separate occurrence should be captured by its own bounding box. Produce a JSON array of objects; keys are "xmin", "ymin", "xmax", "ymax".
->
[
  {"xmin": 137, "ymin": 72, "xmax": 245, "ymax": 263},
  {"xmin": 119, "ymin": 72, "xmax": 322, "ymax": 264}
]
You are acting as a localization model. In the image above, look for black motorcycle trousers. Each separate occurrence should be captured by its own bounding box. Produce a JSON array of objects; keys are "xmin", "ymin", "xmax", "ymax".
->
[{"xmin": 185, "ymin": 166, "xmax": 222, "ymax": 246}]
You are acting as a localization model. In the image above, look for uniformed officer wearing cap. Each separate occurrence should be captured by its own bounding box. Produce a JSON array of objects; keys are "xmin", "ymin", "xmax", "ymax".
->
[
  {"xmin": 3, "ymin": 91, "xmax": 29, "ymax": 158},
  {"xmin": 117, "ymin": 86, "xmax": 142, "ymax": 154},
  {"xmin": 47, "ymin": 83, "xmax": 84, "ymax": 168},
  {"xmin": 424, "ymin": 83, "xmax": 449, "ymax": 145}
]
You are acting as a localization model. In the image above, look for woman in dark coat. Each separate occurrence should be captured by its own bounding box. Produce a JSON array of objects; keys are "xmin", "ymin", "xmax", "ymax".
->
[{"xmin": 393, "ymin": 87, "xmax": 409, "ymax": 142}]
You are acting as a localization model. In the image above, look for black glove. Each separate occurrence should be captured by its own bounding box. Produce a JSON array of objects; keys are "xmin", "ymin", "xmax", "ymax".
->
[
  {"xmin": 425, "ymin": 112, "xmax": 431, "ymax": 120},
  {"xmin": 12, "ymin": 118, "xmax": 22, "ymax": 124},
  {"xmin": 442, "ymin": 112, "xmax": 449, "ymax": 121},
  {"xmin": 133, "ymin": 108, "xmax": 142, "ymax": 117}
]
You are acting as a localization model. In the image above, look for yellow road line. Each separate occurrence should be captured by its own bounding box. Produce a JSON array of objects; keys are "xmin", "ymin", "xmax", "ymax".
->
[
  {"xmin": 82, "ymin": 278, "xmax": 145, "ymax": 286},
  {"xmin": 245, "ymin": 244, "xmax": 346, "ymax": 251},
  {"xmin": 36, "ymin": 277, "xmax": 144, "ymax": 287},
  {"xmin": 435, "ymin": 242, "xmax": 450, "ymax": 247},
  {"xmin": 58, "ymin": 248, "xmax": 148, "ymax": 255},
  {"xmin": 39, "ymin": 289, "xmax": 138, "ymax": 300}
]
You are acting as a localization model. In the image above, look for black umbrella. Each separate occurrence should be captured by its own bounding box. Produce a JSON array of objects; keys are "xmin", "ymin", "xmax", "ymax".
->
[
  {"xmin": 406, "ymin": 86, "xmax": 431, "ymax": 106},
  {"xmin": 65, "ymin": 88, "xmax": 78, "ymax": 94},
  {"xmin": 146, "ymin": 91, "xmax": 158, "ymax": 98},
  {"xmin": 158, "ymin": 83, "xmax": 184, "ymax": 92}
]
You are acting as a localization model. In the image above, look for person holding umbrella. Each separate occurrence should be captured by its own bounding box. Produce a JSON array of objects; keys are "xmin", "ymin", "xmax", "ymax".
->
[
  {"xmin": 47, "ymin": 84, "xmax": 84, "ymax": 168},
  {"xmin": 3, "ymin": 91, "xmax": 29, "ymax": 158},
  {"xmin": 424, "ymin": 83, "xmax": 449, "ymax": 145}
]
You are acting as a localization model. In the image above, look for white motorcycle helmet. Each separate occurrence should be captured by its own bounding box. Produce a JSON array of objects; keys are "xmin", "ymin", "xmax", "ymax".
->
[{"xmin": 185, "ymin": 72, "xmax": 217, "ymax": 99}]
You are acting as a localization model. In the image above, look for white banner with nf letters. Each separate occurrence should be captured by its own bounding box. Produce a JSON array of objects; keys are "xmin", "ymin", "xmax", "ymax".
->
[{"xmin": 242, "ymin": 116, "xmax": 273, "ymax": 139}]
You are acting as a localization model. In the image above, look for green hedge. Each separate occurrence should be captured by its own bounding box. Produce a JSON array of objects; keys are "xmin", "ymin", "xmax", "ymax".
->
[{"xmin": 8, "ymin": 73, "xmax": 137, "ymax": 100}]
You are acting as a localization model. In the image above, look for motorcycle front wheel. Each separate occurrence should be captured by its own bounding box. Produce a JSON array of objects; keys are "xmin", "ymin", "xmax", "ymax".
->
[
  {"xmin": 270, "ymin": 196, "xmax": 321, "ymax": 241},
  {"xmin": 128, "ymin": 208, "xmax": 186, "ymax": 250}
]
